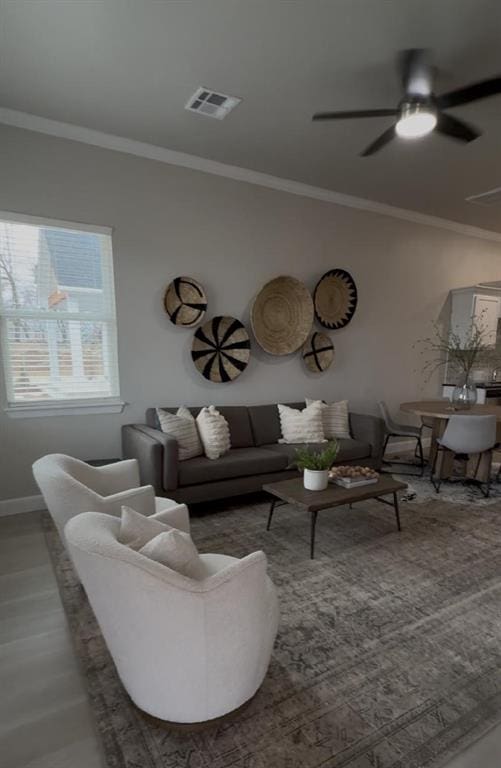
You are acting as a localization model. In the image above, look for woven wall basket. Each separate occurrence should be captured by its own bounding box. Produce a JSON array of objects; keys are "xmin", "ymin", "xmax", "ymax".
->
[
  {"xmin": 314, "ymin": 269, "xmax": 358, "ymax": 329},
  {"xmin": 302, "ymin": 332, "xmax": 334, "ymax": 373},
  {"xmin": 164, "ymin": 276, "xmax": 207, "ymax": 327},
  {"xmin": 191, "ymin": 316, "xmax": 251, "ymax": 382},
  {"xmin": 251, "ymin": 276, "xmax": 314, "ymax": 355}
]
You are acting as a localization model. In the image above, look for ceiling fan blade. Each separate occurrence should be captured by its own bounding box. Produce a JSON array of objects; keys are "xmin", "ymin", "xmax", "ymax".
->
[
  {"xmin": 437, "ymin": 77, "xmax": 501, "ymax": 109},
  {"xmin": 312, "ymin": 108, "xmax": 397, "ymax": 121},
  {"xmin": 399, "ymin": 48, "xmax": 434, "ymax": 97},
  {"xmin": 360, "ymin": 125, "xmax": 396, "ymax": 156},
  {"xmin": 436, "ymin": 112, "xmax": 480, "ymax": 142}
]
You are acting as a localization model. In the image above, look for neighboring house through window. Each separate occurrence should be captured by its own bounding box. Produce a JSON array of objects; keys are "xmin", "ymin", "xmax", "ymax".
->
[{"xmin": 0, "ymin": 212, "xmax": 122, "ymax": 416}]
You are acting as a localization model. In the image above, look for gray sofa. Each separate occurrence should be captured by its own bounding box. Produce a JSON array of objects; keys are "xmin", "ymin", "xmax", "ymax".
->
[{"xmin": 122, "ymin": 402, "xmax": 385, "ymax": 504}]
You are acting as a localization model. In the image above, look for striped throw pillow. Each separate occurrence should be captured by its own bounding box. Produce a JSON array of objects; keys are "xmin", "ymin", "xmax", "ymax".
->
[
  {"xmin": 156, "ymin": 406, "xmax": 203, "ymax": 461},
  {"xmin": 305, "ymin": 399, "xmax": 351, "ymax": 439}
]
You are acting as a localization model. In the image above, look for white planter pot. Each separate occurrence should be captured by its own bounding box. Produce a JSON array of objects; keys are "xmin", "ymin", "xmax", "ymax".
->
[{"xmin": 303, "ymin": 468, "xmax": 329, "ymax": 491}]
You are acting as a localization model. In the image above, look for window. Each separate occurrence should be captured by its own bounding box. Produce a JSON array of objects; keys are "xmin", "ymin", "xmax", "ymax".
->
[{"xmin": 0, "ymin": 212, "xmax": 122, "ymax": 416}]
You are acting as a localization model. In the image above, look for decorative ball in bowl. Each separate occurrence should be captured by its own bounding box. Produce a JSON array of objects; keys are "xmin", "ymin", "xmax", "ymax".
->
[{"xmin": 329, "ymin": 466, "xmax": 379, "ymax": 489}]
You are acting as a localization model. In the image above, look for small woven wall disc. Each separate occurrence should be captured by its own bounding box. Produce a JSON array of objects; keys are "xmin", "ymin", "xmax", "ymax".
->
[
  {"xmin": 164, "ymin": 276, "xmax": 207, "ymax": 327},
  {"xmin": 302, "ymin": 332, "xmax": 334, "ymax": 372}
]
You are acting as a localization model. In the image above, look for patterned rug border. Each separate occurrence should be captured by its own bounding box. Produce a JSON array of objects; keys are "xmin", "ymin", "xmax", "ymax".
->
[{"xmin": 42, "ymin": 498, "xmax": 501, "ymax": 768}]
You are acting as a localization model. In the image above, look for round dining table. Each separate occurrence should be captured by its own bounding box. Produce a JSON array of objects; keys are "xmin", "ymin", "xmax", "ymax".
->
[{"xmin": 400, "ymin": 399, "xmax": 501, "ymax": 481}]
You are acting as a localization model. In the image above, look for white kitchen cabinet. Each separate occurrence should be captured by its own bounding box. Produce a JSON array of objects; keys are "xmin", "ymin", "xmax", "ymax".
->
[{"xmin": 450, "ymin": 289, "xmax": 501, "ymax": 347}]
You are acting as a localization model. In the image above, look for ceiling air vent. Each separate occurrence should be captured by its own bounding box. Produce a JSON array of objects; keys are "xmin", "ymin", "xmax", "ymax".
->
[
  {"xmin": 185, "ymin": 87, "xmax": 241, "ymax": 120},
  {"xmin": 466, "ymin": 187, "xmax": 501, "ymax": 206}
]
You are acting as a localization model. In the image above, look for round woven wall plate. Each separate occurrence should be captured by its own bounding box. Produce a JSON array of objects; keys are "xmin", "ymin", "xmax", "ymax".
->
[
  {"xmin": 302, "ymin": 332, "xmax": 334, "ymax": 373},
  {"xmin": 164, "ymin": 276, "xmax": 207, "ymax": 327},
  {"xmin": 191, "ymin": 316, "xmax": 251, "ymax": 382},
  {"xmin": 251, "ymin": 276, "xmax": 313, "ymax": 355},
  {"xmin": 314, "ymin": 269, "xmax": 358, "ymax": 329}
]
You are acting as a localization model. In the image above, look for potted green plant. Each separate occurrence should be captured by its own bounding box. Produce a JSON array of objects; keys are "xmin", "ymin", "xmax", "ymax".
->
[{"xmin": 295, "ymin": 441, "xmax": 339, "ymax": 491}]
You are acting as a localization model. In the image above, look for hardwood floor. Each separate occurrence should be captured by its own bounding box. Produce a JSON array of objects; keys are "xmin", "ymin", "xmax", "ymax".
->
[
  {"xmin": 0, "ymin": 511, "xmax": 105, "ymax": 768},
  {"xmin": 1, "ymin": 509, "xmax": 500, "ymax": 768}
]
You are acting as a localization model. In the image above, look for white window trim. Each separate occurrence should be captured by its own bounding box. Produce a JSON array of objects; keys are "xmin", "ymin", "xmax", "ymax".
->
[
  {"xmin": 0, "ymin": 209, "xmax": 112, "ymax": 235},
  {"xmin": 5, "ymin": 398, "xmax": 126, "ymax": 418},
  {"xmin": 0, "ymin": 210, "xmax": 122, "ymax": 416}
]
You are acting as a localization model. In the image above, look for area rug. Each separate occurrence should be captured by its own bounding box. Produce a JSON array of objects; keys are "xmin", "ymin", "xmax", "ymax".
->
[
  {"xmin": 43, "ymin": 497, "xmax": 501, "ymax": 768},
  {"xmin": 384, "ymin": 455, "xmax": 501, "ymax": 506}
]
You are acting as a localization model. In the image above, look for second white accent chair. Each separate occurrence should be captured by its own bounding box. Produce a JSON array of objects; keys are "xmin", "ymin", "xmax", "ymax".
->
[
  {"xmin": 65, "ymin": 509, "xmax": 279, "ymax": 724},
  {"xmin": 32, "ymin": 454, "xmax": 189, "ymax": 545}
]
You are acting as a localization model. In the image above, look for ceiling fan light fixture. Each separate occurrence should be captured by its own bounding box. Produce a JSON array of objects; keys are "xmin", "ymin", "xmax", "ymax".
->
[{"xmin": 396, "ymin": 102, "xmax": 437, "ymax": 139}]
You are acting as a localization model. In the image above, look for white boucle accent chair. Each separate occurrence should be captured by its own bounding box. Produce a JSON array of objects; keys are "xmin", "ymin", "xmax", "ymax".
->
[
  {"xmin": 65, "ymin": 509, "xmax": 279, "ymax": 724},
  {"xmin": 32, "ymin": 454, "xmax": 189, "ymax": 546}
]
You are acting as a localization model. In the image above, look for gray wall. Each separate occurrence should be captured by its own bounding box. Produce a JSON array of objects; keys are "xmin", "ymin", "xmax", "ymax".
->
[{"xmin": 1, "ymin": 124, "xmax": 500, "ymax": 501}]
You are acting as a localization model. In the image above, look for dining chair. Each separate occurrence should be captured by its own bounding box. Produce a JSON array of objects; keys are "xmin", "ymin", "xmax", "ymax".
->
[
  {"xmin": 378, "ymin": 401, "xmax": 425, "ymax": 476},
  {"xmin": 431, "ymin": 415, "xmax": 497, "ymax": 496}
]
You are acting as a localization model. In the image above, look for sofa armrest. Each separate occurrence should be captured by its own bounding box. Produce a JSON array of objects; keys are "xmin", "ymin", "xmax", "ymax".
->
[
  {"xmin": 122, "ymin": 424, "xmax": 179, "ymax": 492},
  {"xmin": 349, "ymin": 412, "xmax": 385, "ymax": 466}
]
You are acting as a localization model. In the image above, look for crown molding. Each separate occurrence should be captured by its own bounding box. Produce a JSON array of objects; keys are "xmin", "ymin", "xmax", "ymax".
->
[{"xmin": 2, "ymin": 107, "xmax": 501, "ymax": 243}]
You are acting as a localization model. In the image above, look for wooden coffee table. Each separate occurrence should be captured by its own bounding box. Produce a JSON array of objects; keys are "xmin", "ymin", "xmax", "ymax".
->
[{"xmin": 263, "ymin": 475, "xmax": 407, "ymax": 559}]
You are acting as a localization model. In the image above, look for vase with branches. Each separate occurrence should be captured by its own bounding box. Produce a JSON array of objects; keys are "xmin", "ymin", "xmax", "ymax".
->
[{"xmin": 416, "ymin": 314, "xmax": 500, "ymax": 409}]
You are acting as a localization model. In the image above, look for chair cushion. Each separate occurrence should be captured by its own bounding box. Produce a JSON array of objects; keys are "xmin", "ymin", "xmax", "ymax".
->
[
  {"xmin": 262, "ymin": 438, "xmax": 372, "ymax": 468},
  {"xmin": 248, "ymin": 402, "xmax": 304, "ymax": 446},
  {"xmin": 139, "ymin": 529, "xmax": 205, "ymax": 579},
  {"xmin": 118, "ymin": 505, "xmax": 171, "ymax": 550},
  {"xmin": 178, "ymin": 447, "xmax": 288, "ymax": 486}
]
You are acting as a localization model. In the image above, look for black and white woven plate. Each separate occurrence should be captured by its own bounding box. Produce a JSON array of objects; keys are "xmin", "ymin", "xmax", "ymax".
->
[{"xmin": 191, "ymin": 316, "xmax": 251, "ymax": 382}]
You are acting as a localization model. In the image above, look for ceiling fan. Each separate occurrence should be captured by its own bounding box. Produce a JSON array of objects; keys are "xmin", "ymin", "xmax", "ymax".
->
[{"xmin": 312, "ymin": 49, "xmax": 501, "ymax": 156}]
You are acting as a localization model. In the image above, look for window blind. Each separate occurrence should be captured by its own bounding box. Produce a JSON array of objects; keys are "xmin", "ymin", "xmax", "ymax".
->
[{"xmin": 0, "ymin": 214, "xmax": 120, "ymax": 406}]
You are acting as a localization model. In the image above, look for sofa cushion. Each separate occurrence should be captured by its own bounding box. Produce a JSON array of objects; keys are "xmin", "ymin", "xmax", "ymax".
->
[
  {"xmin": 262, "ymin": 438, "xmax": 372, "ymax": 468},
  {"xmin": 248, "ymin": 402, "xmax": 304, "ymax": 446},
  {"xmin": 216, "ymin": 407, "xmax": 254, "ymax": 448},
  {"xmin": 147, "ymin": 406, "xmax": 253, "ymax": 448},
  {"xmin": 178, "ymin": 447, "xmax": 288, "ymax": 486}
]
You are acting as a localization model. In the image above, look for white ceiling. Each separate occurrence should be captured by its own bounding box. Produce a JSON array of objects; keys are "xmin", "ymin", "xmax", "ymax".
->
[{"xmin": 2, "ymin": 0, "xmax": 501, "ymax": 232}]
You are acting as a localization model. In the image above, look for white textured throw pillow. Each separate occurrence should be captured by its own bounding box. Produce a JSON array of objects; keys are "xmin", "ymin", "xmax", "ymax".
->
[
  {"xmin": 305, "ymin": 398, "xmax": 351, "ymax": 439},
  {"xmin": 139, "ymin": 529, "xmax": 205, "ymax": 579},
  {"xmin": 118, "ymin": 505, "xmax": 172, "ymax": 550},
  {"xmin": 196, "ymin": 406, "xmax": 231, "ymax": 460},
  {"xmin": 156, "ymin": 406, "xmax": 203, "ymax": 461},
  {"xmin": 277, "ymin": 403, "xmax": 326, "ymax": 444}
]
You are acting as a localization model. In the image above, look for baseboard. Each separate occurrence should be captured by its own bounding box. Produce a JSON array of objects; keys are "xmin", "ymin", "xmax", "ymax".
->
[
  {"xmin": 384, "ymin": 437, "xmax": 431, "ymax": 456},
  {"xmin": 0, "ymin": 494, "xmax": 45, "ymax": 517}
]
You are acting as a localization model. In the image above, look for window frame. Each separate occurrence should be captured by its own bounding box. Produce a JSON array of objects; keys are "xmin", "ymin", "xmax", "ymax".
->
[{"xmin": 0, "ymin": 211, "xmax": 124, "ymax": 418}]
